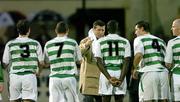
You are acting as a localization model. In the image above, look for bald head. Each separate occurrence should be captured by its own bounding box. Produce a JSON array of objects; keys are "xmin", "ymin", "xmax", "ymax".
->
[
  {"xmin": 173, "ymin": 19, "xmax": 180, "ymax": 27},
  {"xmin": 171, "ymin": 19, "xmax": 180, "ymax": 36}
]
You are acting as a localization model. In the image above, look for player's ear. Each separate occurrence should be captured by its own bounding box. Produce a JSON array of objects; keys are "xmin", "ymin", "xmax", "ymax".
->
[
  {"xmin": 27, "ymin": 28, "xmax": 31, "ymax": 35},
  {"xmin": 55, "ymin": 28, "xmax": 58, "ymax": 34}
]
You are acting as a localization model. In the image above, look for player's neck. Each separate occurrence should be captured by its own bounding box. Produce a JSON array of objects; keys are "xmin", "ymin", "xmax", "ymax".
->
[
  {"xmin": 140, "ymin": 32, "xmax": 149, "ymax": 36},
  {"xmin": 19, "ymin": 34, "xmax": 29, "ymax": 38},
  {"xmin": 57, "ymin": 33, "xmax": 67, "ymax": 37}
]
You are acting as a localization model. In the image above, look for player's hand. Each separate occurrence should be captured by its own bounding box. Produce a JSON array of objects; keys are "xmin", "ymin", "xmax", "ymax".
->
[
  {"xmin": 35, "ymin": 71, "xmax": 41, "ymax": 77},
  {"xmin": 0, "ymin": 83, "xmax": 4, "ymax": 92},
  {"xmin": 109, "ymin": 77, "xmax": 120, "ymax": 87},
  {"xmin": 85, "ymin": 38, "xmax": 93, "ymax": 47},
  {"xmin": 80, "ymin": 37, "xmax": 91, "ymax": 44},
  {"xmin": 132, "ymin": 69, "xmax": 139, "ymax": 79}
]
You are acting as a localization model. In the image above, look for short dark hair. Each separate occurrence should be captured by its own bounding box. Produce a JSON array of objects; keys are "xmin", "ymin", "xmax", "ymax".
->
[
  {"xmin": 107, "ymin": 20, "xmax": 119, "ymax": 34},
  {"xmin": 135, "ymin": 21, "xmax": 150, "ymax": 32},
  {"xmin": 56, "ymin": 21, "xmax": 69, "ymax": 33},
  {"xmin": 16, "ymin": 20, "xmax": 30, "ymax": 35},
  {"xmin": 93, "ymin": 20, "xmax": 105, "ymax": 29}
]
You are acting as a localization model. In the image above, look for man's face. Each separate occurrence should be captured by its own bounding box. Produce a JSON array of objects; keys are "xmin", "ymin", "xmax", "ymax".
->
[
  {"xmin": 93, "ymin": 25, "xmax": 105, "ymax": 39},
  {"xmin": 171, "ymin": 21, "xmax": 180, "ymax": 36},
  {"xmin": 134, "ymin": 25, "xmax": 143, "ymax": 36}
]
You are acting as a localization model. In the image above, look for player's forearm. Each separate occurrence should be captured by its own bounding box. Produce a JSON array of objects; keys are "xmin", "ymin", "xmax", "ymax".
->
[
  {"xmin": 2, "ymin": 63, "xmax": 8, "ymax": 69},
  {"xmin": 96, "ymin": 57, "xmax": 111, "ymax": 80},
  {"xmin": 133, "ymin": 53, "xmax": 143, "ymax": 70},
  {"xmin": 38, "ymin": 61, "xmax": 45, "ymax": 73},
  {"xmin": 165, "ymin": 63, "xmax": 172, "ymax": 69},
  {"xmin": 119, "ymin": 57, "xmax": 130, "ymax": 81}
]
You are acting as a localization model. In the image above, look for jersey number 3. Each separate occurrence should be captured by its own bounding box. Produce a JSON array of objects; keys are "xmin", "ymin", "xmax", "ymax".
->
[{"xmin": 20, "ymin": 44, "xmax": 30, "ymax": 58}]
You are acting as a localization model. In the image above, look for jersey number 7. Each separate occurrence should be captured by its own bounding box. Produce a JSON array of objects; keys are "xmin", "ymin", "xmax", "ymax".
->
[{"xmin": 55, "ymin": 42, "xmax": 64, "ymax": 57}]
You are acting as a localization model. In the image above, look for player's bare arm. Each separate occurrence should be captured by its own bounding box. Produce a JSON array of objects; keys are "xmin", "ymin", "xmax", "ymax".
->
[
  {"xmin": 118, "ymin": 57, "xmax": 130, "ymax": 85},
  {"xmin": 96, "ymin": 57, "xmax": 119, "ymax": 86},
  {"xmin": 132, "ymin": 52, "xmax": 143, "ymax": 79}
]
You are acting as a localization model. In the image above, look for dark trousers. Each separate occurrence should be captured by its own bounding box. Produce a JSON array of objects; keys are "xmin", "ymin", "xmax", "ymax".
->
[{"xmin": 83, "ymin": 95, "xmax": 102, "ymax": 102}]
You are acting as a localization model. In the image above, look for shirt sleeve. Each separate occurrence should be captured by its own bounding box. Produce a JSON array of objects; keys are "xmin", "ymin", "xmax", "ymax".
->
[
  {"xmin": 44, "ymin": 43, "xmax": 49, "ymax": 63},
  {"xmin": 164, "ymin": 40, "xmax": 173, "ymax": 63},
  {"xmin": 134, "ymin": 37, "xmax": 144, "ymax": 55},
  {"xmin": 93, "ymin": 40, "xmax": 102, "ymax": 58},
  {"xmin": 36, "ymin": 42, "xmax": 44, "ymax": 62},
  {"xmin": 3, "ymin": 42, "xmax": 10, "ymax": 65},
  {"xmin": 124, "ymin": 40, "xmax": 131, "ymax": 58},
  {"xmin": 75, "ymin": 42, "xmax": 82, "ymax": 62}
]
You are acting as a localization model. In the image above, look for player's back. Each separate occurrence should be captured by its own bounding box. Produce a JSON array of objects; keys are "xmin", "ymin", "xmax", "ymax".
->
[
  {"xmin": 7, "ymin": 37, "xmax": 40, "ymax": 73},
  {"xmin": 45, "ymin": 36, "xmax": 78, "ymax": 77},
  {"xmin": 139, "ymin": 34, "xmax": 166, "ymax": 67},
  {"xmin": 169, "ymin": 36, "xmax": 180, "ymax": 71},
  {"xmin": 98, "ymin": 34, "xmax": 129, "ymax": 70}
]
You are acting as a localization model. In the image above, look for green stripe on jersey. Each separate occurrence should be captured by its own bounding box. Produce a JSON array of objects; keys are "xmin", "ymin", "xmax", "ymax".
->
[
  {"xmin": 103, "ymin": 56, "xmax": 124, "ymax": 60},
  {"xmin": 10, "ymin": 49, "xmax": 36, "ymax": 55},
  {"xmin": 174, "ymin": 60, "xmax": 180, "ymax": 64},
  {"xmin": 46, "ymin": 41, "xmax": 76, "ymax": 49},
  {"xmin": 48, "ymin": 49, "xmax": 74, "ymax": 56},
  {"xmin": 172, "ymin": 44, "xmax": 180, "ymax": 49},
  {"xmin": 141, "ymin": 38, "xmax": 165, "ymax": 45},
  {"xmin": 0, "ymin": 64, "xmax": 3, "ymax": 82},
  {"xmin": 144, "ymin": 61, "xmax": 162, "ymax": 66},
  {"xmin": 173, "ymin": 52, "xmax": 180, "ymax": 56},
  {"xmin": 15, "ymin": 71, "xmax": 34, "ymax": 75},
  {"xmin": 50, "ymin": 74, "xmax": 75, "ymax": 78},
  {"xmin": 13, "ymin": 65, "xmax": 37, "ymax": 70},
  {"xmin": 144, "ymin": 53, "xmax": 164, "ymax": 58},
  {"xmin": 50, "ymin": 58, "xmax": 74, "ymax": 64},
  {"xmin": 12, "ymin": 57, "xmax": 38, "ymax": 62},
  {"xmin": 172, "ymin": 67, "xmax": 180, "ymax": 74},
  {"xmin": 105, "ymin": 64, "xmax": 122, "ymax": 70},
  {"xmin": 52, "ymin": 66, "xmax": 74, "ymax": 71},
  {"xmin": 9, "ymin": 42, "xmax": 37, "ymax": 47},
  {"xmin": 100, "ymin": 40, "xmax": 126, "ymax": 45},
  {"xmin": 101, "ymin": 48, "xmax": 125, "ymax": 53}
]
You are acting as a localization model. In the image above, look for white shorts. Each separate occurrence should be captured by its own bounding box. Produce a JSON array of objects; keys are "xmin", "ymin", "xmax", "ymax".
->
[
  {"xmin": 9, "ymin": 74, "xmax": 37, "ymax": 101},
  {"xmin": 139, "ymin": 71, "xmax": 170, "ymax": 101},
  {"xmin": 99, "ymin": 70, "xmax": 127, "ymax": 95},
  {"xmin": 49, "ymin": 77, "xmax": 79, "ymax": 102},
  {"xmin": 172, "ymin": 74, "xmax": 180, "ymax": 101},
  {"xmin": 0, "ymin": 94, "xmax": 1, "ymax": 100}
]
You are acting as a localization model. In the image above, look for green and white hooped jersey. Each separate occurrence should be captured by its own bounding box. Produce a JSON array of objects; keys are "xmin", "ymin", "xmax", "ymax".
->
[
  {"xmin": 44, "ymin": 36, "xmax": 82, "ymax": 78},
  {"xmin": 165, "ymin": 36, "xmax": 180, "ymax": 74},
  {"xmin": 3, "ymin": 37, "xmax": 43, "ymax": 74},
  {"xmin": 94, "ymin": 34, "xmax": 131, "ymax": 71},
  {"xmin": 134, "ymin": 34, "xmax": 166, "ymax": 72}
]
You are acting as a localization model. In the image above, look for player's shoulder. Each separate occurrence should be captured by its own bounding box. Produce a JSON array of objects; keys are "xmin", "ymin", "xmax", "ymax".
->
[
  {"xmin": 151, "ymin": 35, "xmax": 166, "ymax": 45},
  {"xmin": 6, "ymin": 37, "xmax": 21, "ymax": 46},
  {"xmin": 45, "ymin": 38, "xmax": 55, "ymax": 46},
  {"xmin": 6, "ymin": 38, "xmax": 16, "ymax": 44},
  {"xmin": 171, "ymin": 36, "xmax": 180, "ymax": 42},
  {"xmin": 28, "ymin": 38, "xmax": 40, "ymax": 43},
  {"xmin": 117, "ymin": 35, "xmax": 129, "ymax": 43},
  {"xmin": 66, "ymin": 37, "xmax": 77, "ymax": 43},
  {"xmin": 26, "ymin": 38, "xmax": 41, "ymax": 46},
  {"xmin": 168, "ymin": 36, "xmax": 180, "ymax": 45},
  {"xmin": 134, "ymin": 36, "xmax": 142, "ymax": 43}
]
